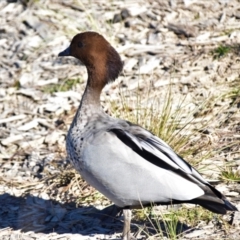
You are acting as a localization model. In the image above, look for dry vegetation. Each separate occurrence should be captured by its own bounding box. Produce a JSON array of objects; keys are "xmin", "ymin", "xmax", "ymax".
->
[{"xmin": 0, "ymin": 0, "xmax": 240, "ymax": 239}]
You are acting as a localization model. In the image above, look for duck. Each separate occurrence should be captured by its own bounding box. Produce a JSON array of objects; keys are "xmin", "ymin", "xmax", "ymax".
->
[{"xmin": 58, "ymin": 31, "xmax": 237, "ymax": 240}]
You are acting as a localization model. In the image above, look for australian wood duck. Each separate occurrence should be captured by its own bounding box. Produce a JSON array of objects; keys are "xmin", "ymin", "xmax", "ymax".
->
[{"xmin": 58, "ymin": 31, "xmax": 237, "ymax": 240}]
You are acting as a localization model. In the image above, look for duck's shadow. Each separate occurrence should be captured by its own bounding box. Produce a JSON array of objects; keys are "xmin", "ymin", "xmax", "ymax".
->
[{"xmin": 0, "ymin": 193, "xmax": 190, "ymax": 237}]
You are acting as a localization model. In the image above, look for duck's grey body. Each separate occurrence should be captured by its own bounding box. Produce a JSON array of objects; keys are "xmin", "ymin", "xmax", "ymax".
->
[
  {"xmin": 66, "ymin": 94, "xmax": 235, "ymax": 213},
  {"xmin": 68, "ymin": 118, "xmax": 204, "ymax": 207}
]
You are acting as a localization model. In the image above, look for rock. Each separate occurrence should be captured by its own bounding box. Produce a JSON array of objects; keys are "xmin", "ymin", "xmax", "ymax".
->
[
  {"xmin": 44, "ymin": 131, "xmax": 63, "ymax": 145},
  {"xmin": 0, "ymin": 114, "xmax": 26, "ymax": 124},
  {"xmin": 113, "ymin": 8, "xmax": 130, "ymax": 23},
  {"xmin": 124, "ymin": 58, "xmax": 138, "ymax": 72},
  {"xmin": 139, "ymin": 57, "xmax": 160, "ymax": 74},
  {"xmin": 27, "ymin": 35, "xmax": 42, "ymax": 49},
  {"xmin": 18, "ymin": 119, "xmax": 38, "ymax": 131},
  {"xmin": 167, "ymin": 23, "xmax": 197, "ymax": 38},
  {"xmin": 19, "ymin": 73, "xmax": 33, "ymax": 86},
  {"xmin": 1, "ymin": 134, "xmax": 24, "ymax": 145},
  {"xmin": 37, "ymin": 78, "xmax": 58, "ymax": 86},
  {"xmin": 232, "ymin": 211, "xmax": 240, "ymax": 226},
  {"xmin": 185, "ymin": 229, "xmax": 211, "ymax": 238}
]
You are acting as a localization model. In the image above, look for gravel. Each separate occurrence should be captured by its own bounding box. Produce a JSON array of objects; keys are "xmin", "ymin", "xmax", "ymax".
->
[{"xmin": 0, "ymin": 0, "xmax": 239, "ymax": 239}]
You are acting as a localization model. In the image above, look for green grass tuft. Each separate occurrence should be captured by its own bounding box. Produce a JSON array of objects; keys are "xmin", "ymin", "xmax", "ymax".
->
[
  {"xmin": 213, "ymin": 45, "xmax": 231, "ymax": 59},
  {"xmin": 42, "ymin": 78, "xmax": 82, "ymax": 94},
  {"xmin": 220, "ymin": 167, "xmax": 240, "ymax": 182},
  {"xmin": 212, "ymin": 43, "xmax": 240, "ymax": 59}
]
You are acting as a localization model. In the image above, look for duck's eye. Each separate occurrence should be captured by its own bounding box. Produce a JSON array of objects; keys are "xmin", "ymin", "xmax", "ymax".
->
[{"xmin": 78, "ymin": 42, "xmax": 84, "ymax": 48}]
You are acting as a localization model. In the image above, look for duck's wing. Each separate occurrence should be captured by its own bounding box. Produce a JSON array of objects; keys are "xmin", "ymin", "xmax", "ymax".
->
[{"xmin": 109, "ymin": 123, "xmax": 206, "ymax": 185}]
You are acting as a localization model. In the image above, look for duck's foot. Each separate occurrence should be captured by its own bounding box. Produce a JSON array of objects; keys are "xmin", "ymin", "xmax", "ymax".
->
[
  {"xmin": 89, "ymin": 204, "xmax": 123, "ymax": 222},
  {"xmin": 122, "ymin": 209, "xmax": 136, "ymax": 240}
]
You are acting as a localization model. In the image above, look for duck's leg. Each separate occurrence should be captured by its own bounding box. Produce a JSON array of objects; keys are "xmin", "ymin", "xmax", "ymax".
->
[{"xmin": 122, "ymin": 209, "xmax": 132, "ymax": 240}]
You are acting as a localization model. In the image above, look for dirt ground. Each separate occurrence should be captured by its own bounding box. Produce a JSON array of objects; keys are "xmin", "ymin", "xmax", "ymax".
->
[{"xmin": 0, "ymin": 0, "xmax": 240, "ymax": 239}]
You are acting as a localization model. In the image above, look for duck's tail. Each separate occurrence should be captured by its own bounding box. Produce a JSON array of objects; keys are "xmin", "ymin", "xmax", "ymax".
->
[
  {"xmin": 191, "ymin": 184, "xmax": 238, "ymax": 214},
  {"xmin": 192, "ymin": 198, "xmax": 237, "ymax": 214}
]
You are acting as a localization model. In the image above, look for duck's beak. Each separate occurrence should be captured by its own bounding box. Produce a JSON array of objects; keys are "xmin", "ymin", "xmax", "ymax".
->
[{"xmin": 58, "ymin": 46, "xmax": 70, "ymax": 56}]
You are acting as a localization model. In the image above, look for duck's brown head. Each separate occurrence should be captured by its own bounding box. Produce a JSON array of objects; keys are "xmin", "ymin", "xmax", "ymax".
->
[{"xmin": 58, "ymin": 32, "xmax": 123, "ymax": 87}]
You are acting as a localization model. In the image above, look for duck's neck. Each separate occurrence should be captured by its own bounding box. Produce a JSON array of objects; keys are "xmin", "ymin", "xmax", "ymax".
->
[
  {"xmin": 81, "ymin": 85, "xmax": 101, "ymax": 108},
  {"xmin": 82, "ymin": 68, "xmax": 106, "ymax": 107},
  {"xmin": 71, "ymin": 72, "xmax": 106, "ymax": 128}
]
